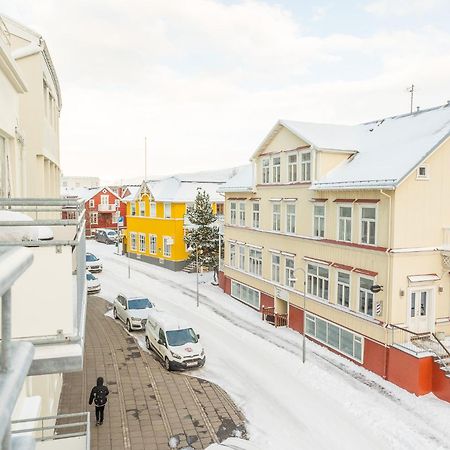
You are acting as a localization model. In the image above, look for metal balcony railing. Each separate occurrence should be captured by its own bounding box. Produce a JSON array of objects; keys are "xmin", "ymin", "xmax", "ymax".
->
[
  {"xmin": 97, "ymin": 204, "xmax": 116, "ymax": 213},
  {"xmin": 0, "ymin": 246, "xmax": 35, "ymax": 450}
]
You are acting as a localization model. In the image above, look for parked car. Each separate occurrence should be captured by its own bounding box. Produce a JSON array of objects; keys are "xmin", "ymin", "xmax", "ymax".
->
[
  {"xmin": 145, "ymin": 309, "xmax": 205, "ymax": 371},
  {"xmin": 86, "ymin": 272, "xmax": 101, "ymax": 295},
  {"xmin": 96, "ymin": 229, "xmax": 118, "ymax": 244},
  {"xmin": 86, "ymin": 252, "xmax": 102, "ymax": 272},
  {"xmin": 113, "ymin": 293, "xmax": 155, "ymax": 331}
]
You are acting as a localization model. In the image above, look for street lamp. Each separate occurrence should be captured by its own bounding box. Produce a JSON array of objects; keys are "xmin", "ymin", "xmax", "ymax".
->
[
  {"xmin": 289, "ymin": 267, "xmax": 307, "ymax": 364},
  {"xmin": 189, "ymin": 244, "xmax": 203, "ymax": 308}
]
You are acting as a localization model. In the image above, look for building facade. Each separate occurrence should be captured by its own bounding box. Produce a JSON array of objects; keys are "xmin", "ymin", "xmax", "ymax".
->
[
  {"xmin": 61, "ymin": 176, "xmax": 100, "ymax": 190},
  {"xmin": 219, "ymin": 104, "xmax": 450, "ymax": 401}
]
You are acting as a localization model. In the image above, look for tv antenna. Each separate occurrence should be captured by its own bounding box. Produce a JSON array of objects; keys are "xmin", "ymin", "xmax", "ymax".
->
[{"xmin": 407, "ymin": 84, "xmax": 415, "ymax": 114}]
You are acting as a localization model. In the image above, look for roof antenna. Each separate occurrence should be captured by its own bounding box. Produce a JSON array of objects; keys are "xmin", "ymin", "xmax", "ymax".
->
[{"xmin": 407, "ymin": 84, "xmax": 415, "ymax": 114}]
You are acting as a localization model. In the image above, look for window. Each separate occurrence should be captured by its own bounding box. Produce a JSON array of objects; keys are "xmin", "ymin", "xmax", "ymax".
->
[
  {"xmin": 230, "ymin": 202, "xmax": 237, "ymax": 225},
  {"xmin": 249, "ymin": 248, "xmax": 262, "ymax": 276},
  {"xmin": 285, "ymin": 257, "xmax": 295, "ymax": 288},
  {"xmin": 230, "ymin": 243, "xmax": 236, "ymax": 267},
  {"xmin": 139, "ymin": 233, "xmax": 146, "ymax": 252},
  {"xmin": 272, "ymin": 156, "xmax": 281, "ymax": 183},
  {"xmin": 238, "ymin": 245, "xmax": 246, "ymax": 271},
  {"xmin": 164, "ymin": 203, "xmax": 171, "ymax": 218},
  {"xmin": 90, "ymin": 212, "xmax": 98, "ymax": 225},
  {"xmin": 130, "ymin": 203, "xmax": 136, "ymax": 216},
  {"xmin": 271, "ymin": 254, "xmax": 280, "ymax": 283},
  {"xmin": 338, "ymin": 206, "xmax": 352, "ymax": 242},
  {"xmin": 239, "ymin": 202, "xmax": 246, "ymax": 226},
  {"xmin": 307, "ymin": 264, "xmax": 329, "ymax": 301},
  {"xmin": 139, "ymin": 201, "xmax": 145, "ymax": 216},
  {"xmin": 272, "ymin": 203, "xmax": 281, "ymax": 231},
  {"xmin": 286, "ymin": 203, "xmax": 296, "ymax": 234},
  {"xmin": 300, "ymin": 152, "xmax": 311, "ymax": 181},
  {"xmin": 130, "ymin": 232, "xmax": 137, "ymax": 251},
  {"xmin": 252, "ymin": 202, "xmax": 260, "ymax": 229},
  {"xmin": 359, "ymin": 277, "xmax": 374, "ymax": 317},
  {"xmin": 231, "ymin": 280, "xmax": 260, "ymax": 309},
  {"xmin": 112, "ymin": 212, "xmax": 119, "ymax": 224},
  {"xmin": 262, "ymin": 158, "xmax": 270, "ymax": 183},
  {"xmin": 216, "ymin": 203, "xmax": 224, "ymax": 216},
  {"xmin": 149, "ymin": 235, "xmax": 157, "ymax": 254},
  {"xmin": 101, "ymin": 195, "xmax": 109, "ymax": 205},
  {"xmin": 313, "ymin": 204, "xmax": 325, "ymax": 238},
  {"xmin": 361, "ymin": 207, "xmax": 376, "ymax": 245},
  {"xmin": 150, "ymin": 202, "xmax": 156, "ymax": 217},
  {"xmin": 306, "ymin": 313, "xmax": 363, "ymax": 362},
  {"xmin": 288, "ymin": 153, "xmax": 298, "ymax": 182},
  {"xmin": 337, "ymin": 272, "xmax": 350, "ymax": 308},
  {"xmin": 115, "ymin": 199, "xmax": 120, "ymax": 207},
  {"xmin": 417, "ymin": 165, "xmax": 429, "ymax": 180},
  {"xmin": 163, "ymin": 236, "xmax": 172, "ymax": 257},
  {"xmin": 89, "ymin": 199, "xmax": 95, "ymax": 208}
]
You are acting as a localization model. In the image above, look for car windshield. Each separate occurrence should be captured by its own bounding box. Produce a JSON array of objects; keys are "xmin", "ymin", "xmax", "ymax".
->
[
  {"xmin": 86, "ymin": 273, "xmax": 96, "ymax": 281},
  {"xmin": 86, "ymin": 254, "xmax": 98, "ymax": 262},
  {"xmin": 166, "ymin": 328, "xmax": 198, "ymax": 347},
  {"xmin": 127, "ymin": 298, "xmax": 152, "ymax": 309},
  {"xmin": 107, "ymin": 231, "xmax": 117, "ymax": 237}
]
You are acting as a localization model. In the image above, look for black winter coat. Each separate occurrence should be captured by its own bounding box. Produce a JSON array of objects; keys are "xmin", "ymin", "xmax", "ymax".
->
[{"xmin": 89, "ymin": 384, "xmax": 109, "ymax": 407}]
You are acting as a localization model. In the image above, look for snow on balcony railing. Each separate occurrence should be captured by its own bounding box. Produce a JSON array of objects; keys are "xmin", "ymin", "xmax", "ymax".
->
[
  {"xmin": 97, "ymin": 204, "xmax": 116, "ymax": 213},
  {"xmin": 0, "ymin": 198, "xmax": 87, "ymax": 376}
]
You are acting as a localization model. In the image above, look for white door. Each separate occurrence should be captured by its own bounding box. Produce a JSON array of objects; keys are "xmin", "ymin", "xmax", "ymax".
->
[{"xmin": 408, "ymin": 289, "xmax": 433, "ymax": 333}]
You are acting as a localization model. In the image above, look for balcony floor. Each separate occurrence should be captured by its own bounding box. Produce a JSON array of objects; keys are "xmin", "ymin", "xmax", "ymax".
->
[{"xmin": 57, "ymin": 296, "xmax": 246, "ymax": 450}]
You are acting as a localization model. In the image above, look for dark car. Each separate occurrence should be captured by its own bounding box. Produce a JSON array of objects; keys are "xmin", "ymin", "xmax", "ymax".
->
[{"xmin": 96, "ymin": 229, "xmax": 117, "ymax": 244}]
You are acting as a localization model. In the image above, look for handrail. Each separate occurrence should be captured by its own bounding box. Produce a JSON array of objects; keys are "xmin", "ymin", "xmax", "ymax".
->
[
  {"xmin": 432, "ymin": 332, "xmax": 450, "ymax": 358},
  {"xmin": 390, "ymin": 324, "xmax": 431, "ymax": 337}
]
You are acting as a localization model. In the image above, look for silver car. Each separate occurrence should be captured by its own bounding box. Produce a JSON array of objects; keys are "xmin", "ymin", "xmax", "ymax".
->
[{"xmin": 113, "ymin": 293, "xmax": 155, "ymax": 332}]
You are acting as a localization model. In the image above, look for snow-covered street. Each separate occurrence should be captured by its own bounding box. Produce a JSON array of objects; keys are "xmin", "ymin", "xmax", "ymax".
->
[{"xmin": 89, "ymin": 241, "xmax": 450, "ymax": 450}]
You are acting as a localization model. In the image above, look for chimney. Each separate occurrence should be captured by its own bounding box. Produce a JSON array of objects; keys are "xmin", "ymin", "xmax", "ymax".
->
[{"xmin": 416, "ymin": 106, "xmax": 420, "ymax": 112}]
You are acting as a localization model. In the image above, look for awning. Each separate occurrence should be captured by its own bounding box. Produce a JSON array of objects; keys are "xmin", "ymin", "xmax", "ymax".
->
[{"xmin": 407, "ymin": 274, "xmax": 440, "ymax": 283}]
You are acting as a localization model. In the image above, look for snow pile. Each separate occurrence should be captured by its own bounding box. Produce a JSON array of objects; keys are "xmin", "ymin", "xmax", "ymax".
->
[{"xmin": 0, "ymin": 211, "xmax": 53, "ymax": 242}]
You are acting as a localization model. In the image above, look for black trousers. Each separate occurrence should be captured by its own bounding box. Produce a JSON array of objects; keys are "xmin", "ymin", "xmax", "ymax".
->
[{"xmin": 95, "ymin": 405, "xmax": 105, "ymax": 423}]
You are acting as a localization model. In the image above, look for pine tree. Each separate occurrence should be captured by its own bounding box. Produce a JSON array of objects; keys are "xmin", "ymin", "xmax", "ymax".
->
[{"xmin": 184, "ymin": 189, "xmax": 220, "ymax": 271}]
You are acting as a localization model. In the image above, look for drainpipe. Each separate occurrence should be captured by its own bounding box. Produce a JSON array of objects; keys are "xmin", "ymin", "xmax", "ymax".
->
[{"xmin": 380, "ymin": 189, "xmax": 392, "ymax": 378}]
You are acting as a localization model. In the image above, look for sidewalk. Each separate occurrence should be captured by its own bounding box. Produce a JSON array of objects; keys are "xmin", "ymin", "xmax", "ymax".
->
[{"xmin": 58, "ymin": 296, "xmax": 246, "ymax": 449}]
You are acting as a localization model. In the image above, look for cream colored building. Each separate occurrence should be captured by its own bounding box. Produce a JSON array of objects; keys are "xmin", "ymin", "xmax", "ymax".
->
[
  {"xmin": 219, "ymin": 103, "xmax": 450, "ymax": 400},
  {"xmin": 1, "ymin": 14, "xmax": 62, "ymax": 198}
]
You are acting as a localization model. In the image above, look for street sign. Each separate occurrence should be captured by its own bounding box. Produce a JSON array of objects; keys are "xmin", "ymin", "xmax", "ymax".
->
[{"xmin": 118, "ymin": 216, "xmax": 124, "ymax": 224}]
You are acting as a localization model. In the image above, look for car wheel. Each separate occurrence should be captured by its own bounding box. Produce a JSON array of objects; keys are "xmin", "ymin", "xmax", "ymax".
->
[
  {"xmin": 126, "ymin": 320, "xmax": 132, "ymax": 332},
  {"xmin": 164, "ymin": 357, "xmax": 172, "ymax": 371},
  {"xmin": 145, "ymin": 336, "xmax": 151, "ymax": 350},
  {"xmin": 113, "ymin": 308, "xmax": 118, "ymax": 320}
]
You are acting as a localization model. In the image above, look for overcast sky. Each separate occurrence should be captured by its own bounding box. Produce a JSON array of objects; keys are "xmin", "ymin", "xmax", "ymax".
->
[{"xmin": 3, "ymin": 0, "xmax": 450, "ymax": 182}]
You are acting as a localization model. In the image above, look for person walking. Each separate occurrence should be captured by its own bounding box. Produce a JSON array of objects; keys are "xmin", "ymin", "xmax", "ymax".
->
[{"xmin": 89, "ymin": 377, "xmax": 109, "ymax": 425}]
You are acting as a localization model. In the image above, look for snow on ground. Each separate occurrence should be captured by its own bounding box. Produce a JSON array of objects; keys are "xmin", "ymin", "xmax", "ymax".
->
[{"xmin": 90, "ymin": 241, "xmax": 450, "ymax": 450}]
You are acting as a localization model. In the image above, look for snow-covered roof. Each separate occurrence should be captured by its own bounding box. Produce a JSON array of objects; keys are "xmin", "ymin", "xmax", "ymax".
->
[
  {"xmin": 121, "ymin": 186, "xmax": 140, "ymax": 202},
  {"xmin": 61, "ymin": 186, "xmax": 123, "ymax": 202},
  {"xmin": 147, "ymin": 309, "xmax": 190, "ymax": 331},
  {"xmin": 218, "ymin": 165, "xmax": 254, "ymax": 193}
]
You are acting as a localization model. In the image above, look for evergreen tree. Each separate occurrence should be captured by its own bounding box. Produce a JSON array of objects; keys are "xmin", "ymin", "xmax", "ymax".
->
[{"xmin": 184, "ymin": 189, "xmax": 220, "ymax": 271}]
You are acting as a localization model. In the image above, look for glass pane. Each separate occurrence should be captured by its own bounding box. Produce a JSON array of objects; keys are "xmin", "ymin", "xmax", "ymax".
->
[
  {"xmin": 360, "ymin": 278, "xmax": 372, "ymax": 290},
  {"xmin": 354, "ymin": 339, "xmax": 362, "ymax": 361},
  {"xmin": 410, "ymin": 293, "xmax": 416, "ymax": 317},
  {"xmin": 328, "ymin": 324, "xmax": 339, "ymax": 349},
  {"xmin": 338, "ymin": 272, "xmax": 350, "ymax": 284},
  {"xmin": 316, "ymin": 318, "xmax": 327, "ymax": 342},
  {"xmin": 340, "ymin": 329, "xmax": 353, "ymax": 356},
  {"xmin": 340, "ymin": 207, "xmax": 352, "ymax": 218},
  {"xmin": 420, "ymin": 292, "xmax": 427, "ymax": 316},
  {"xmin": 367, "ymin": 294, "xmax": 373, "ymax": 316},
  {"xmin": 306, "ymin": 317, "xmax": 315, "ymax": 336},
  {"xmin": 318, "ymin": 267, "xmax": 328, "ymax": 278}
]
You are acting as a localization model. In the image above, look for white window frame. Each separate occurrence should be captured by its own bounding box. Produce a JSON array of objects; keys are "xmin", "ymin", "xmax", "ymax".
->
[
  {"xmin": 90, "ymin": 212, "xmax": 98, "ymax": 225},
  {"xmin": 114, "ymin": 199, "xmax": 120, "ymax": 207},
  {"xmin": 272, "ymin": 156, "xmax": 281, "ymax": 183},
  {"xmin": 271, "ymin": 254, "xmax": 280, "ymax": 283},
  {"xmin": 300, "ymin": 151, "xmax": 311, "ymax": 182},
  {"xmin": 149, "ymin": 234, "xmax": 157, "ymax": 254},
  {"xmin": 164, "ymin": 203, "xmax": 171, "ymax": 219},
  {"xmin": 139, "ymin": 233, "xmax": 146, "ymax": 252},
  {"xmin": 163, "ymin": 236, "xmax": 172, "ymax": 257},
  {"xmin": 249, "ymin": 248, "xmax": 262, "ymax": 277},
  {"xmin": 272, "ymin": 203, "xmax": 281, "ymax": 232},
  {"xmin": 101, "ymin": 195, "xmax": 109, "ymax": 205},
  {"xmin": 239, "ymin": 202, "xmax": 246, "ymax": 227},
  {"xmin": 338, "ymin": 205, "xmax": 352, "ymax": 242},
  {"xmin": 287, "ymin": 152, "xmax": 298, "ymax": 183},
  {"xmin": 252, "ymin": 202, "xmax": 260, "ymax": 229},
  {"xmin": 230, "ymin": 202, "xmax": 237, "ymax": 225},
  {"xmin": 337, "ymin": 271, "xmax": 351, "ymax": 308},
  {"xmin": 359, "ymin": 276, "xmax": 375, "ymax": 317},
  {"xmin": 229, "ymin": 242, "xmax": 236, "ymax": 267},
  {"xmin": 360, "ymin": 205, "xmax": 377, "ymax": 245},
  {"xmin": 150, "ymin": 202, "xmax": 156, "ymax": 217},
  {"xmin": 262, "ymin": 158, "xmax": 270, "ymax": 184},
  {"xmin": 139, "ymin": 201, "xmax": 146, "ymax": 216},
  {"xmin": 285, "ymin": 257, "xmax": 295, "ymax": 288},
  {"xmin": 286, "ymin": 203, "xmax": 296, "ymax": 234},
  {"xmin": 130, "ymin": 232, "xmax": 137, "ymax": 251},
  {"xmin": 238, "ymin": 245, "xmax": 246, "ymax": 271},
  {"xmin": 313, "ymin": 204, "xmax": 325, "ymax": 238},
  {"xmin": 307, "ymin": 263, "xmax": 329, "ymax": 301},
  {"xmin": 231, "ymin": 280, "xmax": 260, "ymax": 310},
  {"xmin": 130, "ymin": 203, "xmax": 136, "ymax": 216},
  {"xmin": 89, "ymin": 199, "xmax": 95, "ymax": 208},
  {"xmin": 416, "ymin": 164, "xmax": 429, "ymax": 180}
]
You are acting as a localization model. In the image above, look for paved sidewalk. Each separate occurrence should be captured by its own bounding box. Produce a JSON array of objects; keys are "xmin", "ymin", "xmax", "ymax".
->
[{"xmin": 58, "ymin": 296, "xmax": 246, "ymax": 450}]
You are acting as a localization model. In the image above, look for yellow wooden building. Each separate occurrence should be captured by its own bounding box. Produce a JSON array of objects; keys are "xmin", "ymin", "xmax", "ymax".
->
[{"xmin": 124, "ymin": 171, "xmax": 230, "ymax": 270}]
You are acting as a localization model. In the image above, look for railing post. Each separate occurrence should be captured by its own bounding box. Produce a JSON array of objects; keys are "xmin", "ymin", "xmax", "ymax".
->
[{"xmin": 1, "ymin": 289, "xmax": 12, "ymax": 450}]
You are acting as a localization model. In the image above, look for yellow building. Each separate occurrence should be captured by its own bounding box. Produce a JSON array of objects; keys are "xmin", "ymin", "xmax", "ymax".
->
[
  {"xmin": 219, "ymin": 103, "xmax": 450, "ymax": 401},
  {"xmin": 124, "ymin": 171, "xmax": 231, "ymax": 270}
]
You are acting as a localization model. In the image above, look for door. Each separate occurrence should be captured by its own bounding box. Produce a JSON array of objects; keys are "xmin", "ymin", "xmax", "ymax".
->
[
  {"xmin": 117, "ymin": 295, "xmax": 126, "ymax": 322},
  {"xmin": 408, "ymin": 289, "xmax": 433, "ymax": 333},
  {"xmin": 157, "ymin": 328, "xmax": 167, "ymax": 358}
]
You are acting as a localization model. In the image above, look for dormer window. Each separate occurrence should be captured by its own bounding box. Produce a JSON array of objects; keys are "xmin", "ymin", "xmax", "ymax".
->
[
  {"xmin": 300, "ymin": 152, "xmax": 311, "ymax": 182},
  {"xmin": 417, "ymin": 165, "xmax": 429, "ymax": 180}
]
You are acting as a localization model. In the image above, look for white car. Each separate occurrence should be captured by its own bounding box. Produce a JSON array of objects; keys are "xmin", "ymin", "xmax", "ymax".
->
[
  {"xmin": 86, "ymin": 272, "xmax": 101, "ymax": 295},
  {"xmin": 86, "ymin": 252, "xmax": 102, "ymax": 272},
  {"xmin": 145, "ymin": 309, "xmax": 205, "ymax": 371},
  {"xmin": 113, "ymin": 293, "xmax": 155, "ymax": 331}
]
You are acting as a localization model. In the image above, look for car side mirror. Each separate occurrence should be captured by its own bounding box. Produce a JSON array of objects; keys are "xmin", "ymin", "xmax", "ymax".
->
[
  {"xmin": 196, "ymin": 334, "xmax": 200, "ymax": 339},
  {"xmin": 158, "ymin": 339, "xmax": 163, "ymax": 345}
]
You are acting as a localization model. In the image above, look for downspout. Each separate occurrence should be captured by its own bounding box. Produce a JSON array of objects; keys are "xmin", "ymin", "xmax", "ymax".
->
[{"xmin": 380, "ymin": 189, "xmax": 392, "ymax": 379}]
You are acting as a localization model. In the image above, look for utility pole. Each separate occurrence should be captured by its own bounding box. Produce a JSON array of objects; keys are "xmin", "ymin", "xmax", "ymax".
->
[{"xmin": 407, "ymin": 84, "xmax": 415, "ymax": 114}]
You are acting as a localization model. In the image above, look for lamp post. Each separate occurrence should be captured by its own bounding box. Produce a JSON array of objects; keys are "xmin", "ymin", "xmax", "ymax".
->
[
  {"xmin": 195, "ymin": 244, "xmax": 203, "ymax": 308},
  {"xmin": 290, "ymin": 267, "xmax": 307, "ymax": 364}
]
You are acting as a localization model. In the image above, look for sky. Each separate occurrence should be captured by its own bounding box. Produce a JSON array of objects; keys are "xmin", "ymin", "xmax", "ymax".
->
[{"xmin": 2, "ymin": 0, "xmax": 450, "ymax": 183}]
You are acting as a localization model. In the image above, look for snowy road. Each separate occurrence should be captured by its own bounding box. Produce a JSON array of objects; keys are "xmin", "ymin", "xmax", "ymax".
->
[{"xmin": 89, "ymin": 241, "xmax": 450, "ymax": 450}]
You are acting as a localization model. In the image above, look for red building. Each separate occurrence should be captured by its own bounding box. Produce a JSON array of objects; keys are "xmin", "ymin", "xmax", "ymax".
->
[{"xmin": 62, "ymin": 186, "xmax": 127, "ymax": 237}]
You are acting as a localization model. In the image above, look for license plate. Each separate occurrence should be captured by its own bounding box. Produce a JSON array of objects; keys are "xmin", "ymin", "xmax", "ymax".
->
[{"xmin": 186, "ymin": 362, "xmax": 197, "ymax": 367}]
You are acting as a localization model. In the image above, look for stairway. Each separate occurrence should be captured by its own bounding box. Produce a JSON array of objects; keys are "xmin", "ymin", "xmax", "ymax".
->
[
  {"xmin": 182, "ymin": 260, "xmax": 198, "ymax": 273},
  {"xmin": 411, "ymin": 333, "xmax": 450, "ymax": 378}
]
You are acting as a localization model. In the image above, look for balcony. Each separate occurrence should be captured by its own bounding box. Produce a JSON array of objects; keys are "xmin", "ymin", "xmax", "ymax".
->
[
  {"xmin": 0, "ymin": 198, "xmax": 87, "ymax": 376},
  {"xmin": 97, "ymin": 204, "xmax": 116, "ymax": 213}
]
